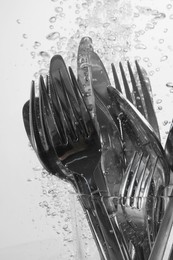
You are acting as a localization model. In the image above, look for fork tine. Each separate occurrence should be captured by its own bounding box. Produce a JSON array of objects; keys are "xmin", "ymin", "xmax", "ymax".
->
[
  {"xmin": 143, "ymin": 157, "xmax": 158, "ymax": 199},
  {"xmin": 49, "ymin": 76, "xmax": 69, "ymax": 145},
  {"xmin": 59, "ymin": 71, "xmax": 79, "ymax": 141},
  {"xmin": 135, "ymin": 61, "xmax": 160, "ymax": 140},
  {"xmin": 45, "ymin": 75, "xmax": 50, "ymax": 95},
  {"xmin": 29, "ymin": 80, "xmax": 54, "ymax": 173},
  {"xmin": 30, "ymin": 79, "xmax": 72, "ymax": 178},
  {"xmin": 132, "ymin": 155, "xmax": 150, "ymax": 208},
  {"xmin": 111, "ymin": 63, "xmax": 122, "ymax": 93},
  {"xmin": 126, "ymin": 153, "xmax": 143, "ymax": 202},
  {"xmin": 119, "ymin": 151, "xmax": 137, "ymax": 198},
  {"xmin": 119, "ymin": 62, "xmax": 133, "ymax": 103},
  {"xmin": 29, "ymin": 80, "xmax": 44, "ymax": 151},
  {"xmin": 39, "ymin": 75, "xmax": 64, "ymax": 148},
  {"xmin": 69, "ymin": 66, "xmax": 93, "ymax": 138},
  {"xmin": 127, "ymin": 61, "xmax": 146, "ymax": 117}
]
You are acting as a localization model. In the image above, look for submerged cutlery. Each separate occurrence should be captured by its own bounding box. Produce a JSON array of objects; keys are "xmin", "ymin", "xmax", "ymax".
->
[
  {"xmin": 165, "ymin": 121, "xmax": 173, "ymax": 171},
  {"xmin": 23, "ymin": 57, "xmax": 131, "ymax": 259},
  {"xmin": 117, "ymin": 151, "xmax": 160, "ymax": 260},
  {"xmin": 23, "ymin": 36, "xmax": 173, "ymax": 260},
  {"xmin": 107, "ymin": 86, "xmax": 170, "ymax": 259},
  {"xmin": 77, "ymin": 37, "xmax": 171, "ymax": 259},
  {"xmin": 111, "ymin": 61, "xmax": 160, "ymax": 141}
]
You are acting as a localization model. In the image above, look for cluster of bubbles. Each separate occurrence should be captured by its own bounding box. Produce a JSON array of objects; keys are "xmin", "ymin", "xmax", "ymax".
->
[
  {"xmin": 29, "ymin": 168, "xmax": 98, "ymax": 259},
  {"xmin": 20, "ymin": 0, "xmax": 173, "ymax": 257}
]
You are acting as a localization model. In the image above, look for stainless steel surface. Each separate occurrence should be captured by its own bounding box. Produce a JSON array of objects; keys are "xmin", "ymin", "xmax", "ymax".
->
[
  {"xmin": 22, "ymin": 37, "xmax": 173, "ymax": 260},
  {"xmin": 149, "ymin": 189, "xmax": 173, "ymax": 260},
  {"xmin": 117, "ymin": 152, "xmax": 160, "ymax": 259},
  {"xmin": 23, "ymin": 58, "xmax": 131, "ymax": 259},
  {"xmin": 112, "ymin": 60, "xmax": 160, "ymax": 140}
]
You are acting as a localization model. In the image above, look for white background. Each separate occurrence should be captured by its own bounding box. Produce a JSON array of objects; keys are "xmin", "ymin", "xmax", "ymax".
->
[{"xmin": 0, "ymin": 0, "xmax": 173, "ymax": 259}]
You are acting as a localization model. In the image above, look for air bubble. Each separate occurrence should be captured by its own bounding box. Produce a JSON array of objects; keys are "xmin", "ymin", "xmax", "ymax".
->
[
  {"xmin": 169, "ymin": 14, "xmax": 173, "ymax": 19},
  {"xmin": 60, "ymin": 13, "xmax": 65, "ymax": 17},
  {"xmin": 134, "ymin": 13, "xmax": 139, "ymax": 17},
  {"xmin": 30, "ymin": 51, "xmax": 36, "ymax": 58},
  {"xmin": 143, "ymin": 57, "xmax": 149, "ymax": 62},
  {"xmin": 55, "ymin": 6, "xmax": 63, "ymax": 13},
  {"xmin": 46, "ymin": 32, "xmax": 60, "ymax": 40},
  {"xmin": 166, "ymin": 82, "xmax": 173, "ymax": 87},
  {"xmin": 108, "ymin": 34, "xmax": 116, "ymax": 41},
  {"xmin": 39, "ymin": 201, "xmax": 49, "ymax": 208},
  {"xmin": 154, "ymin": 12, "xmax": 166, "ymax": 19},
  {"xmin": 159, "ymin": 39, "xmax": 164, "ymax": 44},
  {"xmin": 96, "ymin": 1, "xmax": 102, "ymax": 7},
  {"xmin": 149, "ymin": 71, "xmax": 154, "ymax": 76},
  {"xmin": 156, "ymin": 99, "xmax": 162, "ymax": 104},
  {"xmin": 33, "ymin": 166, "xmax": 42, "ymax": 171},
  {"xmin": 33, "ymin": 41, "xmax": 41, "ymax": 49},
  {"xmin": 135, "ymin": 43, "xmax": 147, "ymax": 50},
  {"xmin": 39, "ymin": 51, "xmax": 50, "ymax": 59},
  {"xmin": 167, "ymin": 4, "xmax": 172, "ymax": 9},
  {"xmin": 145, "ymin": 24, "xmax": 154, "ymax": 31},
  {"xmin": 103, "ymin": 22, "xmax": 110, "ymax": 28},
  {"xmin": 34, "ymin": 72, "xmax": 39, "ymax": 79},
  {"xmin": 160, "ymin": 55, "xmax": 168, "ymax": 62},
  {"xmin": 23, "ymin": 33, "xmax": 28, "ymax": 39},
  {"xmin": 16, "ymin": 19, "xmax": 21, "ymax": 24},
  {"xmin": 82, "ymin": 2, "xmax": 88, "ymax": 8},
  {"xmin": 163, "ymin": 120, "xmax": 168, "ymax": 126},
  {"xmin": 158, "ymin": 106, "xmax": 162, "ymax": 110},
  {"xmin": 49, "ymin": 16, "xmax": 57, "ymax": 23}
]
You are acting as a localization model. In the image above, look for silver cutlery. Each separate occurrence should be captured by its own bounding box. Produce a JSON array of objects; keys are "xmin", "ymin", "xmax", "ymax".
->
[
  {"xmin": 107, "ymin": 86, "xmax": 170, "ymax": 259},
  {"xmin": 23, "ymin": 58, "xmax": 131, "ymax": 259},
  {"xmin": 23, "ymin": 36, "xmax": 173, "ymax": 260},
  {"xmin": 23, "ymin": 77, "xmax": 108, "ymax": 260},
  {"xmin": 111, "ymin": 61, "xmax": 160, "ymax": 141}
]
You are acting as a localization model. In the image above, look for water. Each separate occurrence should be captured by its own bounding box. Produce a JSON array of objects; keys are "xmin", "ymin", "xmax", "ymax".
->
[{"xmin": 21, "ymin": 0, "xmax": 173, "ymax": 259}]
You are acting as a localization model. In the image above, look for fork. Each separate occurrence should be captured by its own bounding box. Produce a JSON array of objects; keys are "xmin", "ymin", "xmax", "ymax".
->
[
  {"xmin": 117, "ymin": 151, "xmax": 161, "ymax": 260},
  {"xmin": 77, "ymin": 41, "xmax": 170, "ymax": 259},
  {"xmin": 107, "ymin": 86, "xmax": 170, "ymax": 259},
  {"xmin": 111, "ymin": 61, "xmax": 160, "ymax": 141},
  {"xmin": 24, "ymin": 62, "xmax": 131, "ymax": 259},
  {"xmin": 28, "ymin": 76, "xmax": 110, "ymax": 260}
]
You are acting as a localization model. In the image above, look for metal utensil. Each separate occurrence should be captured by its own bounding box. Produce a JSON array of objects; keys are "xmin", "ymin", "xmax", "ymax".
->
[
  {"xmin": 77, "ymin": 37, "xmax": 125, "ymax": 196},
  {"xmin": 45, "ymin": 68, "xmax": 131, "ymax": 260},
  {"xmin": 107, "ymin": 86, "xmax": 170, "ymax": 259},
  {"xmin": 111, "ymin": 61, "xmax": 160, "ymax": 141},
  {"xmin": 23, "ymin": 82, "xmax": 110, "ymax": 260},
  {"xmin": 117, "ymin": 151, "xmax": 160, "ymax": 260},
  {"xmin": 148, "ymin": 190, "xmax": 173, "ymax": 260},
  {"xmin": 165, "ymin": 121, "xmax": 173, "ymax": 171},
  {"xmin": 23, "ymin": 65, "xmax": 131, "ymax": 259}
]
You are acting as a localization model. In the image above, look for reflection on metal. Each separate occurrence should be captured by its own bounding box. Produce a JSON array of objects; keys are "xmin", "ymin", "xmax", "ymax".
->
[{"xmin": 23, "ymin": 38, "xmax": 173, "ymax": 260}]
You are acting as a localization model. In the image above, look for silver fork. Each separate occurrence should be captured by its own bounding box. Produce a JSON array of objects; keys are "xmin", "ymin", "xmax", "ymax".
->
[
  {"xmin": 106, "ymin": 86, "xmax": 170, "ymax": 260},
  {"xmin": 117, "ymin": 151, "xmax": 162, "ymax": 260},
  {"xmin": 24, "ymin": 64, "xmax": 131, "ymax": 259},
  {"xmin": 111, "ymin": 61, "xmax": 160, "ymax": 141}
]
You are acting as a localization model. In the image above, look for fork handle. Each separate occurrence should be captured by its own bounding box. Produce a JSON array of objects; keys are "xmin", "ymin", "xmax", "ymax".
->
[
  {"xmin": 82, "ymin": 199, "xmax": 111, "ymax": 260},
  {"xmin": 73, "ymin": 173, "xmax": 113, "ymax": 260},
  {"xmin": 93, "ymin": 196, "xmax": 131, "ymax": 260},
  {"xmin": 148, "ymin": 190, "xmax": 173, "ymax": 260}
]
